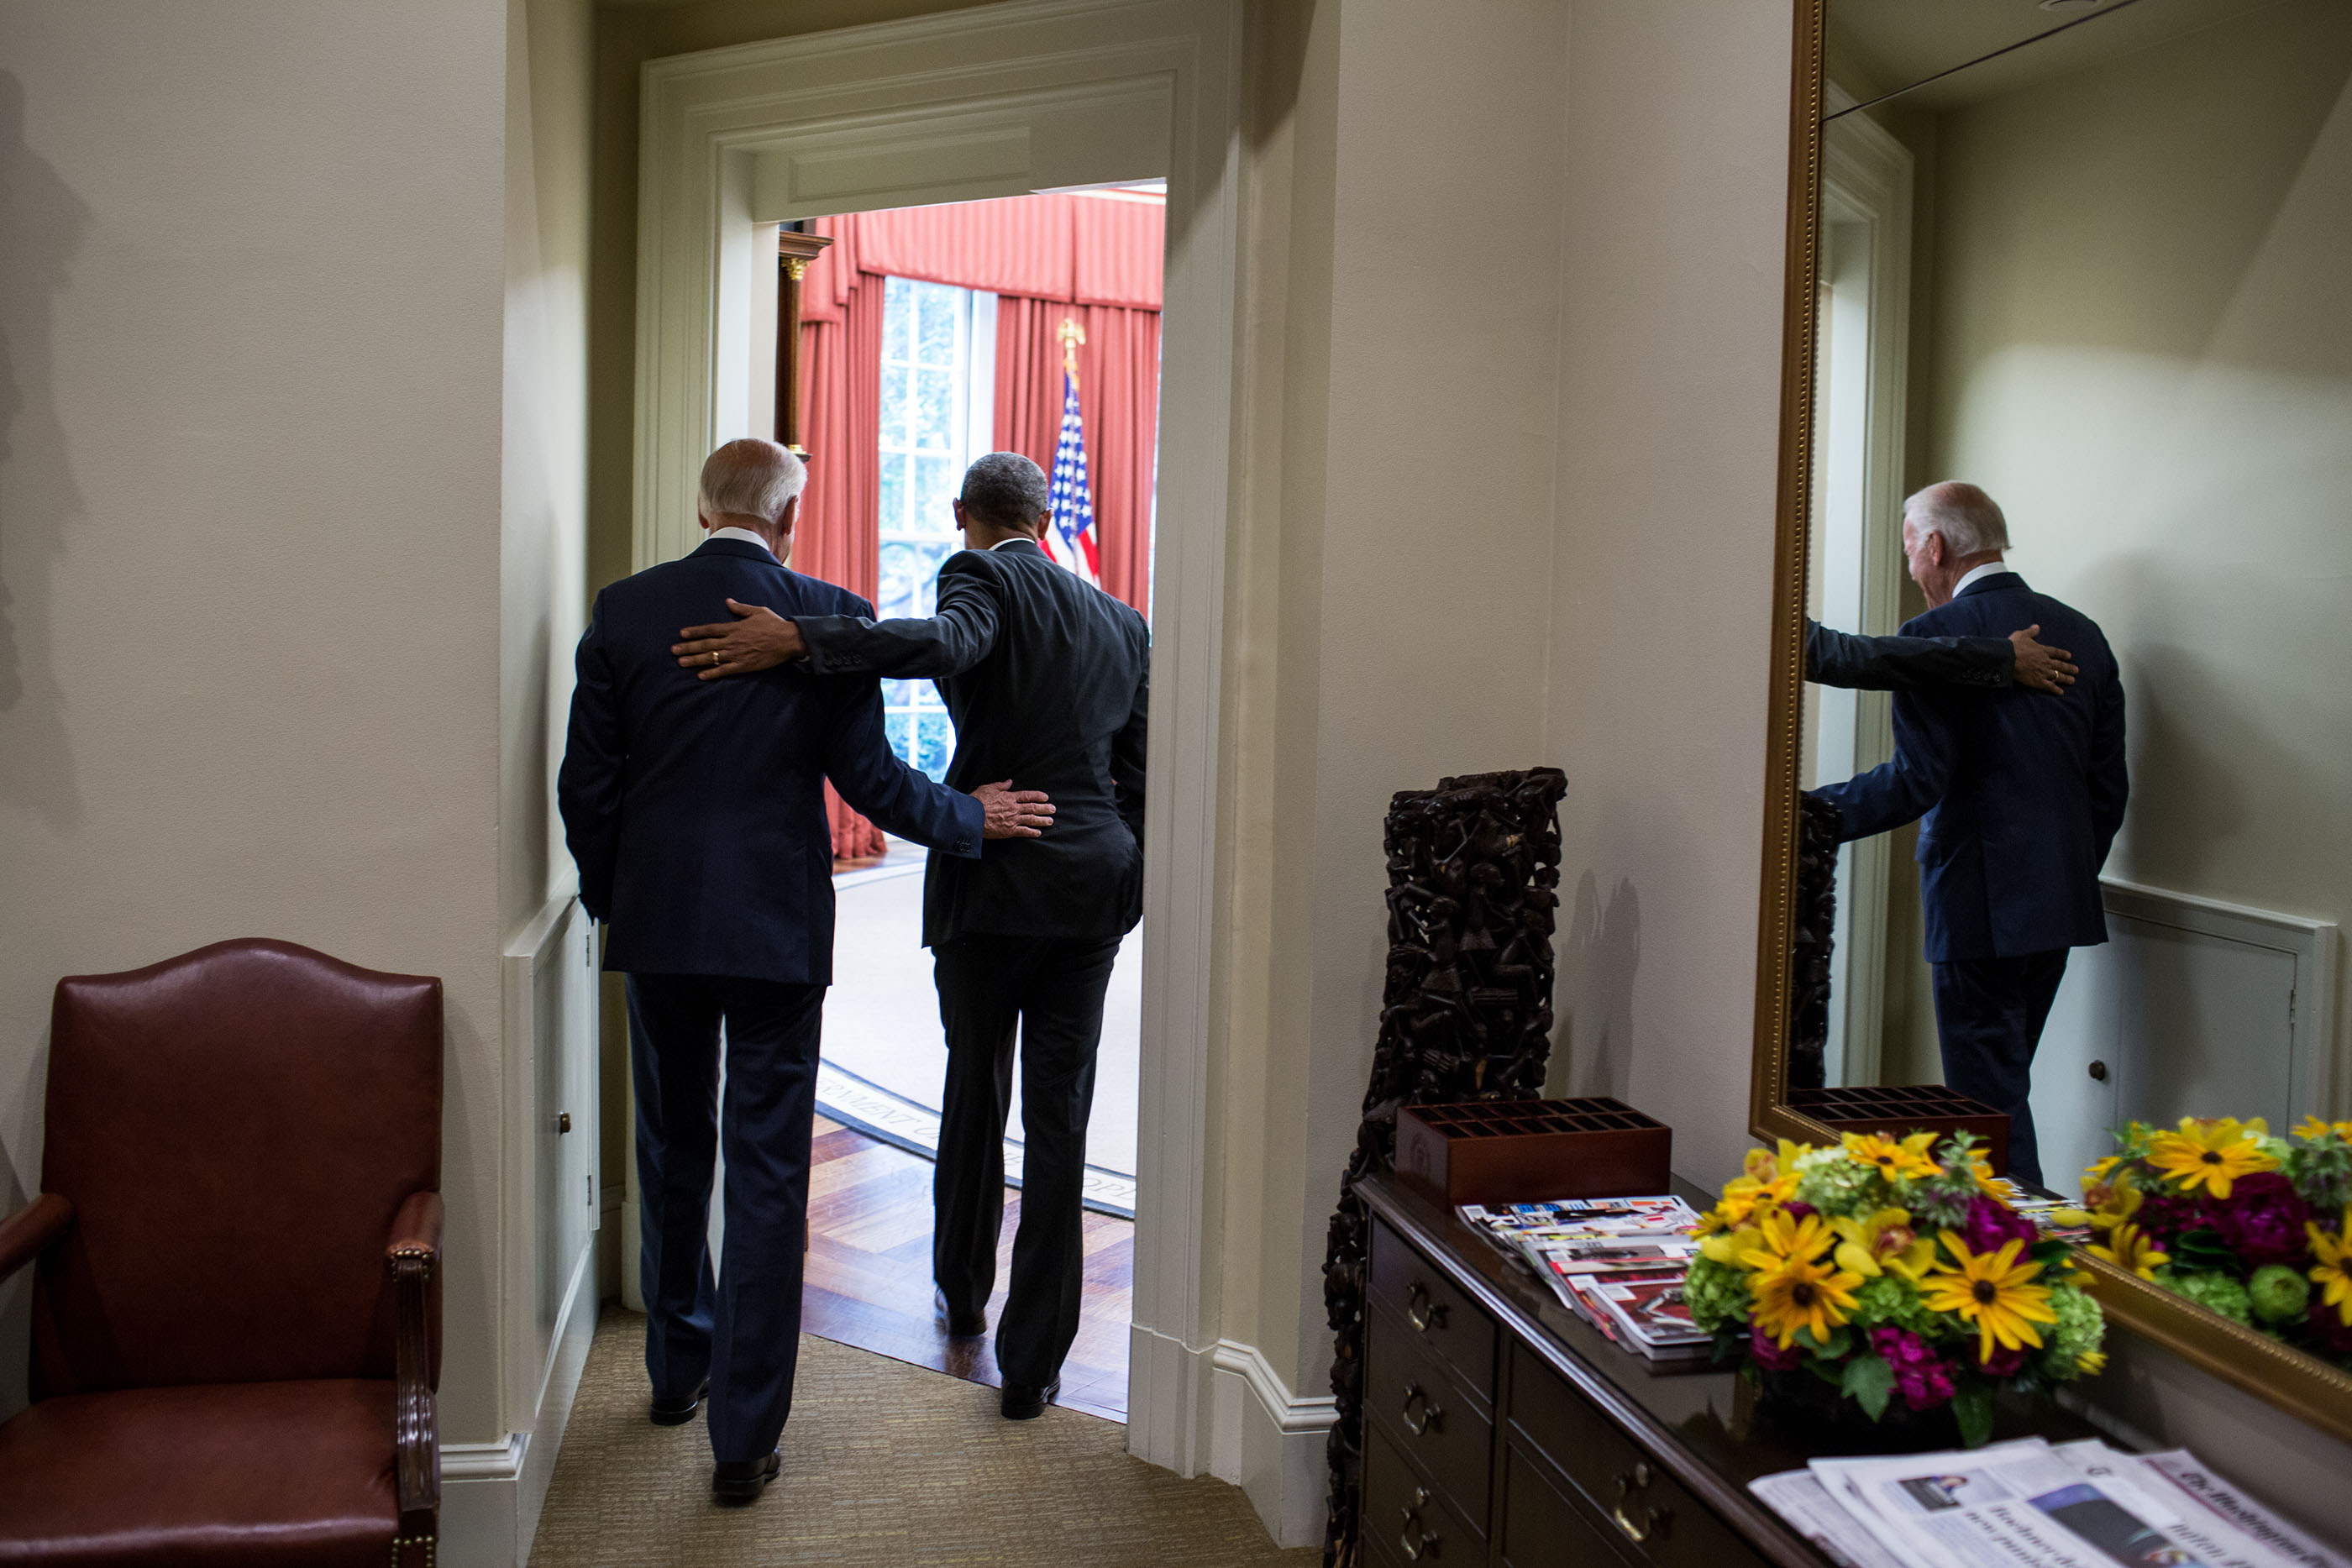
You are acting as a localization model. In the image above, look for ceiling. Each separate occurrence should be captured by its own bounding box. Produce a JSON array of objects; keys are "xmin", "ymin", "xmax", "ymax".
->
[{"xmin": 1829, "ymin": 0, "xmax": 2292, "ymax": 114}]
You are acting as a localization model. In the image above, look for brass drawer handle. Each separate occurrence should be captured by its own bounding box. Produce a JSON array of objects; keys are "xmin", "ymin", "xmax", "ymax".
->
[
  {"xmin": 1613, "ymin": 1461, "xmax": 1672, "ymax": 1544},
  {"xmin": 1400, "ymin": 1380, "xmax": 1445, "ymax": 1437},
  {"xmin": 1399, "ymin": 1486, "xmax": 1441, "ymax": 1560},
  {"xmin": 1404, "ymin": 1282, "xmax": 1448, "ymax": 1334}
]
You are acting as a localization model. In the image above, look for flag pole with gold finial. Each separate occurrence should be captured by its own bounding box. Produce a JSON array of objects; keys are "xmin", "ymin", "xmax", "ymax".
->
[{"xmin": 1058, "ymin": 317, "xmax": 1085, "ymax": 389}]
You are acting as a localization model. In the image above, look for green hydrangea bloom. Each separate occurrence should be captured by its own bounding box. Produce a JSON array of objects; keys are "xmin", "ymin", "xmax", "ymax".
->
[
  {"xmin": 2287, "ymin": 1131, "xmax": 2352, "ymax": 1214},
  {"xmin": 2034, "ymin": 1284, "xmax": 2104, "ymax": 1379},
  {"xmin": 2247, "ymin": 1264, "xmax": 2311, "ymax": 1325},
  {"xmin": 1793, "ymin": 1155, "xmax": 1885, "ymax": 1216},
  {"xmin": 1901, "ymin": 1170, "xmax": 1977, "ymax": 1231},
  {"xmin": 1849, "ymin": 1272, "xmax": 1937, "ymax": 1335},
  {"xmin": 1680, "ymin": 1256, "xmax": 1751, "ymax": 1335},
  {"xmin": 2161, "ymin": 1268, "xmax": 2252, "ymax": 1326}
]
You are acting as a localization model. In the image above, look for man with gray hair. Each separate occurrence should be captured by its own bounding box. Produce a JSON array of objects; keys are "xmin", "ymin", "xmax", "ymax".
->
[
  {"xmin": 1809, "ymin": 481, "xmax": 2128, "ymax": 1187},
  {"xmin": 674, "ymin": 449, "xmax": 1150, "ymax": 1419},
  {"xmin": 559, "ymin": 438, "xmax": 1053, "ymax": 1499}
]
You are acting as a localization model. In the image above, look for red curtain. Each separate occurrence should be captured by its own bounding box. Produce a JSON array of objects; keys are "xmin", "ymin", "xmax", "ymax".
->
[
  {"xmin": 786, "ymin": 194, "xmax": 1163, "ymax": 854},
  {"xmin": 994, "ymin": 296, "xmax": 1159, "ymax": 616},
  {"xmin": 796, "ymin": 218, "xmax": 890, "ymax": 861}
]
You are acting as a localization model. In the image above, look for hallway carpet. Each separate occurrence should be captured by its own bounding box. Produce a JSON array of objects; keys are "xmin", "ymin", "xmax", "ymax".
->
[{"xmin": 526, "ymin": 1311, "xmax": 1318, "ymax": 1567}]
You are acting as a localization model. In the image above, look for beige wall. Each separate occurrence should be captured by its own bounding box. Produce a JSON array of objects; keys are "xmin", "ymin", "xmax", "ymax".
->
[
  {"xmin": 1894, "ymin": 0, "xmax": 2352, "ymax": 1104},
  {"xmin": 0, "ymin": 1, "xmax": 511, "ymax": 1436}
]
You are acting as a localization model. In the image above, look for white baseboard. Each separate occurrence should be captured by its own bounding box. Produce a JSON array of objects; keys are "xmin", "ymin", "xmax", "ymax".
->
[
  {"xmin": 1127, "ymin": 1322, "xmax": 1335, "ymax": 1550},
  {"xmin": 439, "ymin": 1242, "xmax": 601, "ymax": 1567}
]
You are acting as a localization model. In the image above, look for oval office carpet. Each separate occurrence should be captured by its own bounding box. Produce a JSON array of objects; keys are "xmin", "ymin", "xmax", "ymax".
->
[{"xmin": 527, "ymin": 1310, "xmax": 1316, "ymax": 1568}]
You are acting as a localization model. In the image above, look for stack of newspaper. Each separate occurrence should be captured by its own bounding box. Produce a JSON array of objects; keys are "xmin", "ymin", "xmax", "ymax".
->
[
  {"xmin": 1457, "ymin": 1197, "xmax": 1709, "ymax": 1361},
  {"xmin": 1751, "ymin": 1438, "xmax": 2351, "ymax": 1568}
]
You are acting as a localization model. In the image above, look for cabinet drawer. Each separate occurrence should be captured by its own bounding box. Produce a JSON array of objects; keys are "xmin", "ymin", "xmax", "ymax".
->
[
  {"xmin": 1498, "ymin": 1442, "xmax": 1633, "ymax": 1568},
  {"xmin": 1506, "ymin": 1346, "xmax": 1768, "ymax": 1568},
  {"xmin": 1366, "ymin": 1418, "xmax": 1488, "ymax": 1566},
  {"xmin": 1371, "ymin": 1219, "xmax": 1499, "ymax": 1399},
  {"xmin": 1368, "ymin": 1303, "xmax": 1495, "ymax": 1526}
]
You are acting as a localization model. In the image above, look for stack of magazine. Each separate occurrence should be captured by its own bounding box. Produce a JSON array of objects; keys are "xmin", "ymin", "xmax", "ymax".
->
[
  {"xmin": 1751, "ymin": 1438, "xmax": 2351, "ymax": 1568},
  {"xmin": 1457, "ymin": 1197, "xmax": 1709, "ymax": 1362}
]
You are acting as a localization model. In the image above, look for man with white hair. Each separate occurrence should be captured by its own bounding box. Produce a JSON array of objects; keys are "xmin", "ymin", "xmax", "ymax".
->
[
  {"xmin": 558, "ymin": 438, "xmax": 1054, "ymax": 1501},
  {"xmin": 1809, "ymin": 480, "xmax": 2128, "ymax": 1188}
]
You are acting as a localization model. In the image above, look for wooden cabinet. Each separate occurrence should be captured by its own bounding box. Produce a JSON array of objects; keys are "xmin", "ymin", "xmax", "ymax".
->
[{"xmin": 1357, "ymin": 1178, "xmax": 1828, "ymax": 1568}]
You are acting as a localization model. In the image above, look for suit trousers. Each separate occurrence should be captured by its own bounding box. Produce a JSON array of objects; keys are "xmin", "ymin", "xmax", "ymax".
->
[
  {"xmin": 931, "ymin": 932, "xmax": 1124, "ymax": 1387},
  {"xmin": 627, "ymin": 972, "xmax": 825, "ymax": 1462},
  {"xmin": 1931, "ymin": 950, "xmax": 2070, "ymax": 1189}
]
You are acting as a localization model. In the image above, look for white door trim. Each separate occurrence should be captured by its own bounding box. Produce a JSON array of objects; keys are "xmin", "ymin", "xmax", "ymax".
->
[{"xmin": 631, "ymin": 0, "xmax": 1242, "ymax": 1476}]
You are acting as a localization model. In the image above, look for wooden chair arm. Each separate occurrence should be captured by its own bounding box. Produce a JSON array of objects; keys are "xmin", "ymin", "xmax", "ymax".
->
[
  {"xmin": 386, "ymin": 1190, "xmax": 442, "ymax": 1538},
  {"xmin": 0, "ymin": 1193, "xmax": 72, "ymax": 1282}
]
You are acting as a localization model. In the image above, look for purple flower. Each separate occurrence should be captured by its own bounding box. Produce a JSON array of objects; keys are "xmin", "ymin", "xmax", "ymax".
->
[
  {"xmin": 1977, "ymin": 1342, "xmax": 2028, "ymax": 1378},
  {"xmin": 1781, "ymin": 1201, "xmax": 1819, "ymax": 1222},
  {"xmin": 1960, "ymin": 1196, "xmax": 2040, "ymax": 1256},
  {"xmin": 1869, "ymin": 1327, "xmax": 1957, "ymax": 1411},
  {"xmin": 2211, "ymin": 1172, "xmax": 2313, "ymax": 1270},
  {"xmin": 2134, "ymin": 1193, "xmax": 2214, "ymax": 1249},
  {"xmin": 1750, "ymin": 1329, "xmax": 1803, "ymax": 1371}
]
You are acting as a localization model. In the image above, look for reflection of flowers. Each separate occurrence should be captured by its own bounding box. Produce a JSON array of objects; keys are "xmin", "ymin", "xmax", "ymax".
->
[
  {"xmin": 2087, "ymin": 1222, "xmax": 2168, "ymax": 1280},
  {"xmin": 2311, "ymin": 1209, "xmax": 2352, "ymax": 1328},
  {"xmin": 2149, "ymin": 1118, "xmax": 2277, "ymax": 1199},
  {"xmin": 2209, "ymin": 1172, "xmax": 2312, "ymax": 1270}
]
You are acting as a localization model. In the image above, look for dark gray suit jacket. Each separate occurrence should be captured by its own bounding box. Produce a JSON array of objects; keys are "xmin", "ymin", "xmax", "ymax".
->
[
  {"xmin": 795, "ymin": 537, "xmax": 1150, "ymax": 947},
  {"xmin": 1804, "ymin": 617, "xmax": 2013, "ymax": 691}
]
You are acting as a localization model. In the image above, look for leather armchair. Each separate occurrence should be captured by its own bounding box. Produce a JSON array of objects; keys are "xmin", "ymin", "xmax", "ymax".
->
[{"xmin": 0, "ymin": 939, "xmax": 444, "ymax": 1567}]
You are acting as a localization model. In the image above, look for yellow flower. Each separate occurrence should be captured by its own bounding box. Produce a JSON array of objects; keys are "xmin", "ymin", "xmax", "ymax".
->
[
  {"xmin": 1698, "ymin": 1225, "xmax": 1763, "ymax": 1266},
  {"xmin": 1704, "ymin": 1172, "xmax": 1798, "ymax": 1234},
  {"xmin": 2310, "ymin": 1209, "xmax": 2352, "ymax": 1329},
  {"xmin": 2085, "ymin": 1153, "xmax": 2126, "ymax": 1187},
  {"xmin": 1830, "ymin": 1208, "xmax": 1935, "ymax": 1280},
  {"xmin": 1744, "ymin": 1139, "xmax": 1815, "ymax": 1186},
  {"xmin": 2085, "ymin": 1178, "xmax": 2142, "ymax": 1230},
  {"xmin": 2087, "ymin": 1221, "xmax": 2169, "ymax": 1281},
  {"xmin": 1844, "ymin": 1132, "xmax": 1941, "ymax": 1183},
  {"xmin": 1919, "ymin": 1235, "xmax": 2060, "ymax": 1364},
  {"xmin": 1750, "ymin": 1253, "xmax": 1865, "ymax": 1350},
  {"xmin": 2076, "ymin": 1350, "xmax": 2108, "ymax": 1377},
  {"xmin": 2296, "ymin": 1116, "xmax": 2352, "ymax": 1142},
  {"xmin": 2147, "ymin": 1118, "xmax": 2277, "ymax": 1199}
]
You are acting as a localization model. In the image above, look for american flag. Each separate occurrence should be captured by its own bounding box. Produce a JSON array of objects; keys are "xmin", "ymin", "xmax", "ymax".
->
[{"xmin": 1043, "ymin": 345, "xmax": 1103, "ymax": 586}]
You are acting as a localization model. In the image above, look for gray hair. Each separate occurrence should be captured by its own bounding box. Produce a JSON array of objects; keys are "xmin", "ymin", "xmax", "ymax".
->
[
  {"xmin": 698, "ymin": 438, "xmax": 806, "ymax": 524},
  {"xmin": 959, "ymin": 452, "xmax": 1050, "ymax": 530},
  {"xmin": 1904, "ymin": 480, "xmax": 2010, "ymax": 557}
]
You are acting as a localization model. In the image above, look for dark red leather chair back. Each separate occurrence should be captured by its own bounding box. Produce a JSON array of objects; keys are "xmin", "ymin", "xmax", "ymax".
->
[{"xmin": 33, "ymin": 938, "xmax": 442, "ymax": 1397}]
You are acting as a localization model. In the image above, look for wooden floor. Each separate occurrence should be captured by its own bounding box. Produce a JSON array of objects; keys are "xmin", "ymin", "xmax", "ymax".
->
[{"xmin": 801, "ymin": 1113, "xmax": 1134, "ymax": 1422}]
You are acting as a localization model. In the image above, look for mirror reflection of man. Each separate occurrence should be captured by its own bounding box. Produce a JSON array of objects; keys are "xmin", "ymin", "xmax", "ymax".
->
[
  {"xmin": 1808, "ymin": 482, "xmax": 2128, "ymax": 1188},
  {"xmin": 671, "ymin": 452, "xmax": 1151, "ymax": 1421}
]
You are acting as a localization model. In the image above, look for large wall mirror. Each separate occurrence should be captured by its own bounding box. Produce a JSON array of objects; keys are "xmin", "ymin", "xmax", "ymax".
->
[{"xmin": 1752, "ymin": 0, "xmax": 2352, "ymax": 1439}]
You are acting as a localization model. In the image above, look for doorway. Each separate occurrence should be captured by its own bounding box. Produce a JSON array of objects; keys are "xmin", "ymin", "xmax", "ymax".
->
[{"xmin": 627, "ymin": 0, "xmax": 1241, "ymax": 1475}]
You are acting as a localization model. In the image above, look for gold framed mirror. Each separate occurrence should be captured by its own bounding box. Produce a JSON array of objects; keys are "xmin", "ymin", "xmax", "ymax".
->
[{"xmin": 1751, "ymin": 0, "xmax": 2352, "ymax": 1443}]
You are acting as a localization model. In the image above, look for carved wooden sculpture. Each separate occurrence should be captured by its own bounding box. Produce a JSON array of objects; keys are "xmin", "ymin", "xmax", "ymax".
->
[
  {"xmin": 1787, "ymin": 791, "xmax": 1840, "ymax": 1093},
  {"xmin": 1320, "ymin": 767, "xmax": 1568, "ymax": 1568}
]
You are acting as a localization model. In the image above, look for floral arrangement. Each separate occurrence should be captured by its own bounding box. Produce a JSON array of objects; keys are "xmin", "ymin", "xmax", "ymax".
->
[
  {"xmin": 2078, "ymin": 1116, "xmax": 2352, "ymax": 1368},
  {"xmin": 1681, "ymin": 1131, "xmax": 2105, "ymax": 1448}
]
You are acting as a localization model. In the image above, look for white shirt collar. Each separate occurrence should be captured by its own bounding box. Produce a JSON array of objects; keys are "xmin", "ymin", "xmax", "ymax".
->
[
  {"xmin": 707, "ymin": 526, "xmax": 776, "ymax": 559},
  {"xmin": 990, "ymin": 536, "xmax": 1037, "ymax": 552},
  {"xmin": 1954, "ymin": 560, "xmax": 2016, "ymax": 596}
]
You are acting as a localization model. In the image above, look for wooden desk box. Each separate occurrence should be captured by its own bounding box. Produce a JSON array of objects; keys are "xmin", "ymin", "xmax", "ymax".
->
[{"xmin": 1395, "ymin": 1098, "xmax": 1672, "ymax": 1207}]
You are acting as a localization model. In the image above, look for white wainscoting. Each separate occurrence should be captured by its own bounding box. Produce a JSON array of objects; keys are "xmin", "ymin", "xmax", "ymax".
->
[
  {"xmin": 1203, "ymin": 1337, "xmax": 1339, "ymax": 1550},
  {"xmin": 2038, "ymin": 878, "xmax": 2339, "ymax": 1198},
  {"xmin": 442, "ymin": 894, "xmax": 601, "ymax": 1568}
]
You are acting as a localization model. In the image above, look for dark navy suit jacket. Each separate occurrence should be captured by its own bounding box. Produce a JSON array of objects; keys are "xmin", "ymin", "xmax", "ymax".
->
[
  {"xmin": 795, "ymin": 537, "xmax": 1150, "ymax": 947},
  {"xmin": 558, "ymin": 538, "xmax": 984, "ymax": 985},
  {"xmin": 1810, "ymin": 571, "xmax": 2128, "ymax": 963}
]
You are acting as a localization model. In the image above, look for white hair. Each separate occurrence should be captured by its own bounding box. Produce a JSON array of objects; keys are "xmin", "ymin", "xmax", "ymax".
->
[
  {"xmin": 697, "ymin": 438, "xmax": 806, "ymax": 524},
  {"xmin": 1904, "ymin": 480, "xmax": 2010, "ymax": 557}
]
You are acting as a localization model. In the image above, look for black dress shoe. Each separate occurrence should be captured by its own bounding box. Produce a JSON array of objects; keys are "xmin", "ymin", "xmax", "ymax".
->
[
  {"xmin": 1000, "ymin": 1377, "xmax": 1061, "ymax": 1420},
  {"xmin": 935, "ymin": 1286, "xmax": 986, "ymax": 1339},
  {"xmin": 711, "ymin": 1450, "xmax": 781, "ymax": 1502},
  {"xmin": 649, "ymin": 1378, "xmax": 710, "ymax": 1427}
]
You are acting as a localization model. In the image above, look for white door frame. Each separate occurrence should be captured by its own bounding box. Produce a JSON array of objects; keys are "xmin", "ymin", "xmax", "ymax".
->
[
  {"xmin": 1815, "ymin": 91, "xmax": 1912, "ymax": 1086},
  {"xmin": 631, "ymin": 0, "xmax": 1242, "ymax": 1474}
]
